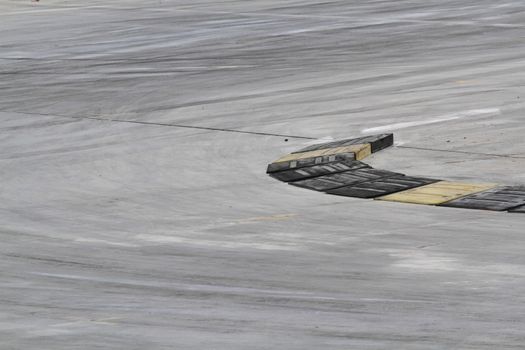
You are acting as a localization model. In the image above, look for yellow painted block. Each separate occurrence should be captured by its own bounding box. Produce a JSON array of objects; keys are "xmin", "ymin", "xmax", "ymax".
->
[
  {"xmin": 352, "ymin": 144, "xmax": 372, "ymax": 160},
  {"xmin": 377, "ymin": 181, "xmax": 498, "ymax": 205},
  {"xmin": 274, "ymin": 144, "xmax": 371, "ymax": 163}
]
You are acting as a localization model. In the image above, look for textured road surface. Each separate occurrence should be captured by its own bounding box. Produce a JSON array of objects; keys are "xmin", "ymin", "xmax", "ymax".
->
[{"xmin": 2, "ymin": 1, "xmax": 525, "ymax": 349}]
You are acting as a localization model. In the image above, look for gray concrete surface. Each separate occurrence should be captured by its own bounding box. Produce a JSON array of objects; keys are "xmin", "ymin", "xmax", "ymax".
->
[{"xmin": 2, "ymin": 1, "xmax": 525, "ymax": 348}]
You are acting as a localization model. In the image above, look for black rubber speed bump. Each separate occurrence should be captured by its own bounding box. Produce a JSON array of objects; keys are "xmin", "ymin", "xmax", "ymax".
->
[
  {"xmin": 269, "ymin": 160, "xmax": 370, "ymax": 182},
  {"xmin": 290, "ymin": 168, "xmax": 402, "ymax": 192},
  {"xmin": 266, "ymin": 133, "xmax": 525, "ymax": 214},
  {"xmin": 509, "ymin": 205, "xmax": 525, "ymax": 213},
  {"xmin": 441, "ymin": 186, "xmax": 525, "ymax": 211},
  {"xmin": 294, "ymin": 133, "xmax": 393, "ymax": 154},
  {"xmin": 326, "ymin": 175, "xmax": 439, "ymax": 199},
  {"xmin": 266, "ymin": 152, "xmax": 356, "ymax": 173}
]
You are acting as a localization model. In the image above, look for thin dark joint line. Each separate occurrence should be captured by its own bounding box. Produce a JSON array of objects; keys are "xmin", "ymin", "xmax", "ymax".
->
[
  {"xmin": 5, "ymin": 109, "xmax": 316, "ymax": 140},
  {"xmin": 82, "ymin": 116, "xmax": 316, "ymax": 139},
  {"xmin": 396, "ymin": 145, "xmax": 525, "ymax": 159},
  {"xmin": 0, "ymin": 56, "xmax": 247, "ymax": 62},
  {"xmin": 0, "ymin": 71, "xmax": 217, "ymax": 75}
]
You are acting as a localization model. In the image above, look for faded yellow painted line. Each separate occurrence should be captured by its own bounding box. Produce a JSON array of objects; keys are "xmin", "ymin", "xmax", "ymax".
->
[
  {"xmin": 274, "ymin": 144, "xmax": 371, "ymax": 163},
  {"xmin": 236, "ymin": 213, "xmax": 297, "ymax": 224},
  {"xmin": 377, "ymin": 181, "xmax": 498, "ymax": 205}
]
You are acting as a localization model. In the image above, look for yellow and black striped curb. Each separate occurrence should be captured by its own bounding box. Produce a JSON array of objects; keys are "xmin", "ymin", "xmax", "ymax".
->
[{"xmin": 266, "ymin": 133, "xmax": 525, "ymax": 213}]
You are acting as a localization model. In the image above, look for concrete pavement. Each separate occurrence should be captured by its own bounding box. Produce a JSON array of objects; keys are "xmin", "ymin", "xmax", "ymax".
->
[{"xmin": 2, "ymin": 1, "xmax": 525, "ymax": 348}]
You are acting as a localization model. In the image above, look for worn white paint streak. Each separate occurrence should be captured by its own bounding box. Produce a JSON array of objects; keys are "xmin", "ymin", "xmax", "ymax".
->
[
  {"xmin": 1, "ymin": 6, "xmax": 110, "ymax": 16},
  {"xmin": 133, "ymin": 234, "xmax": 300, "ymax": 251},
  {"xmin": 385, "ymin": 249, "xmax": 460, "ymax": 272},
  {"xmin": 301, "ymin": 136, "xmax": 335, "ymax": 147},
  {"xmin": 361, "ymin": 108, "xmax": 501, "ymax": 133}
]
